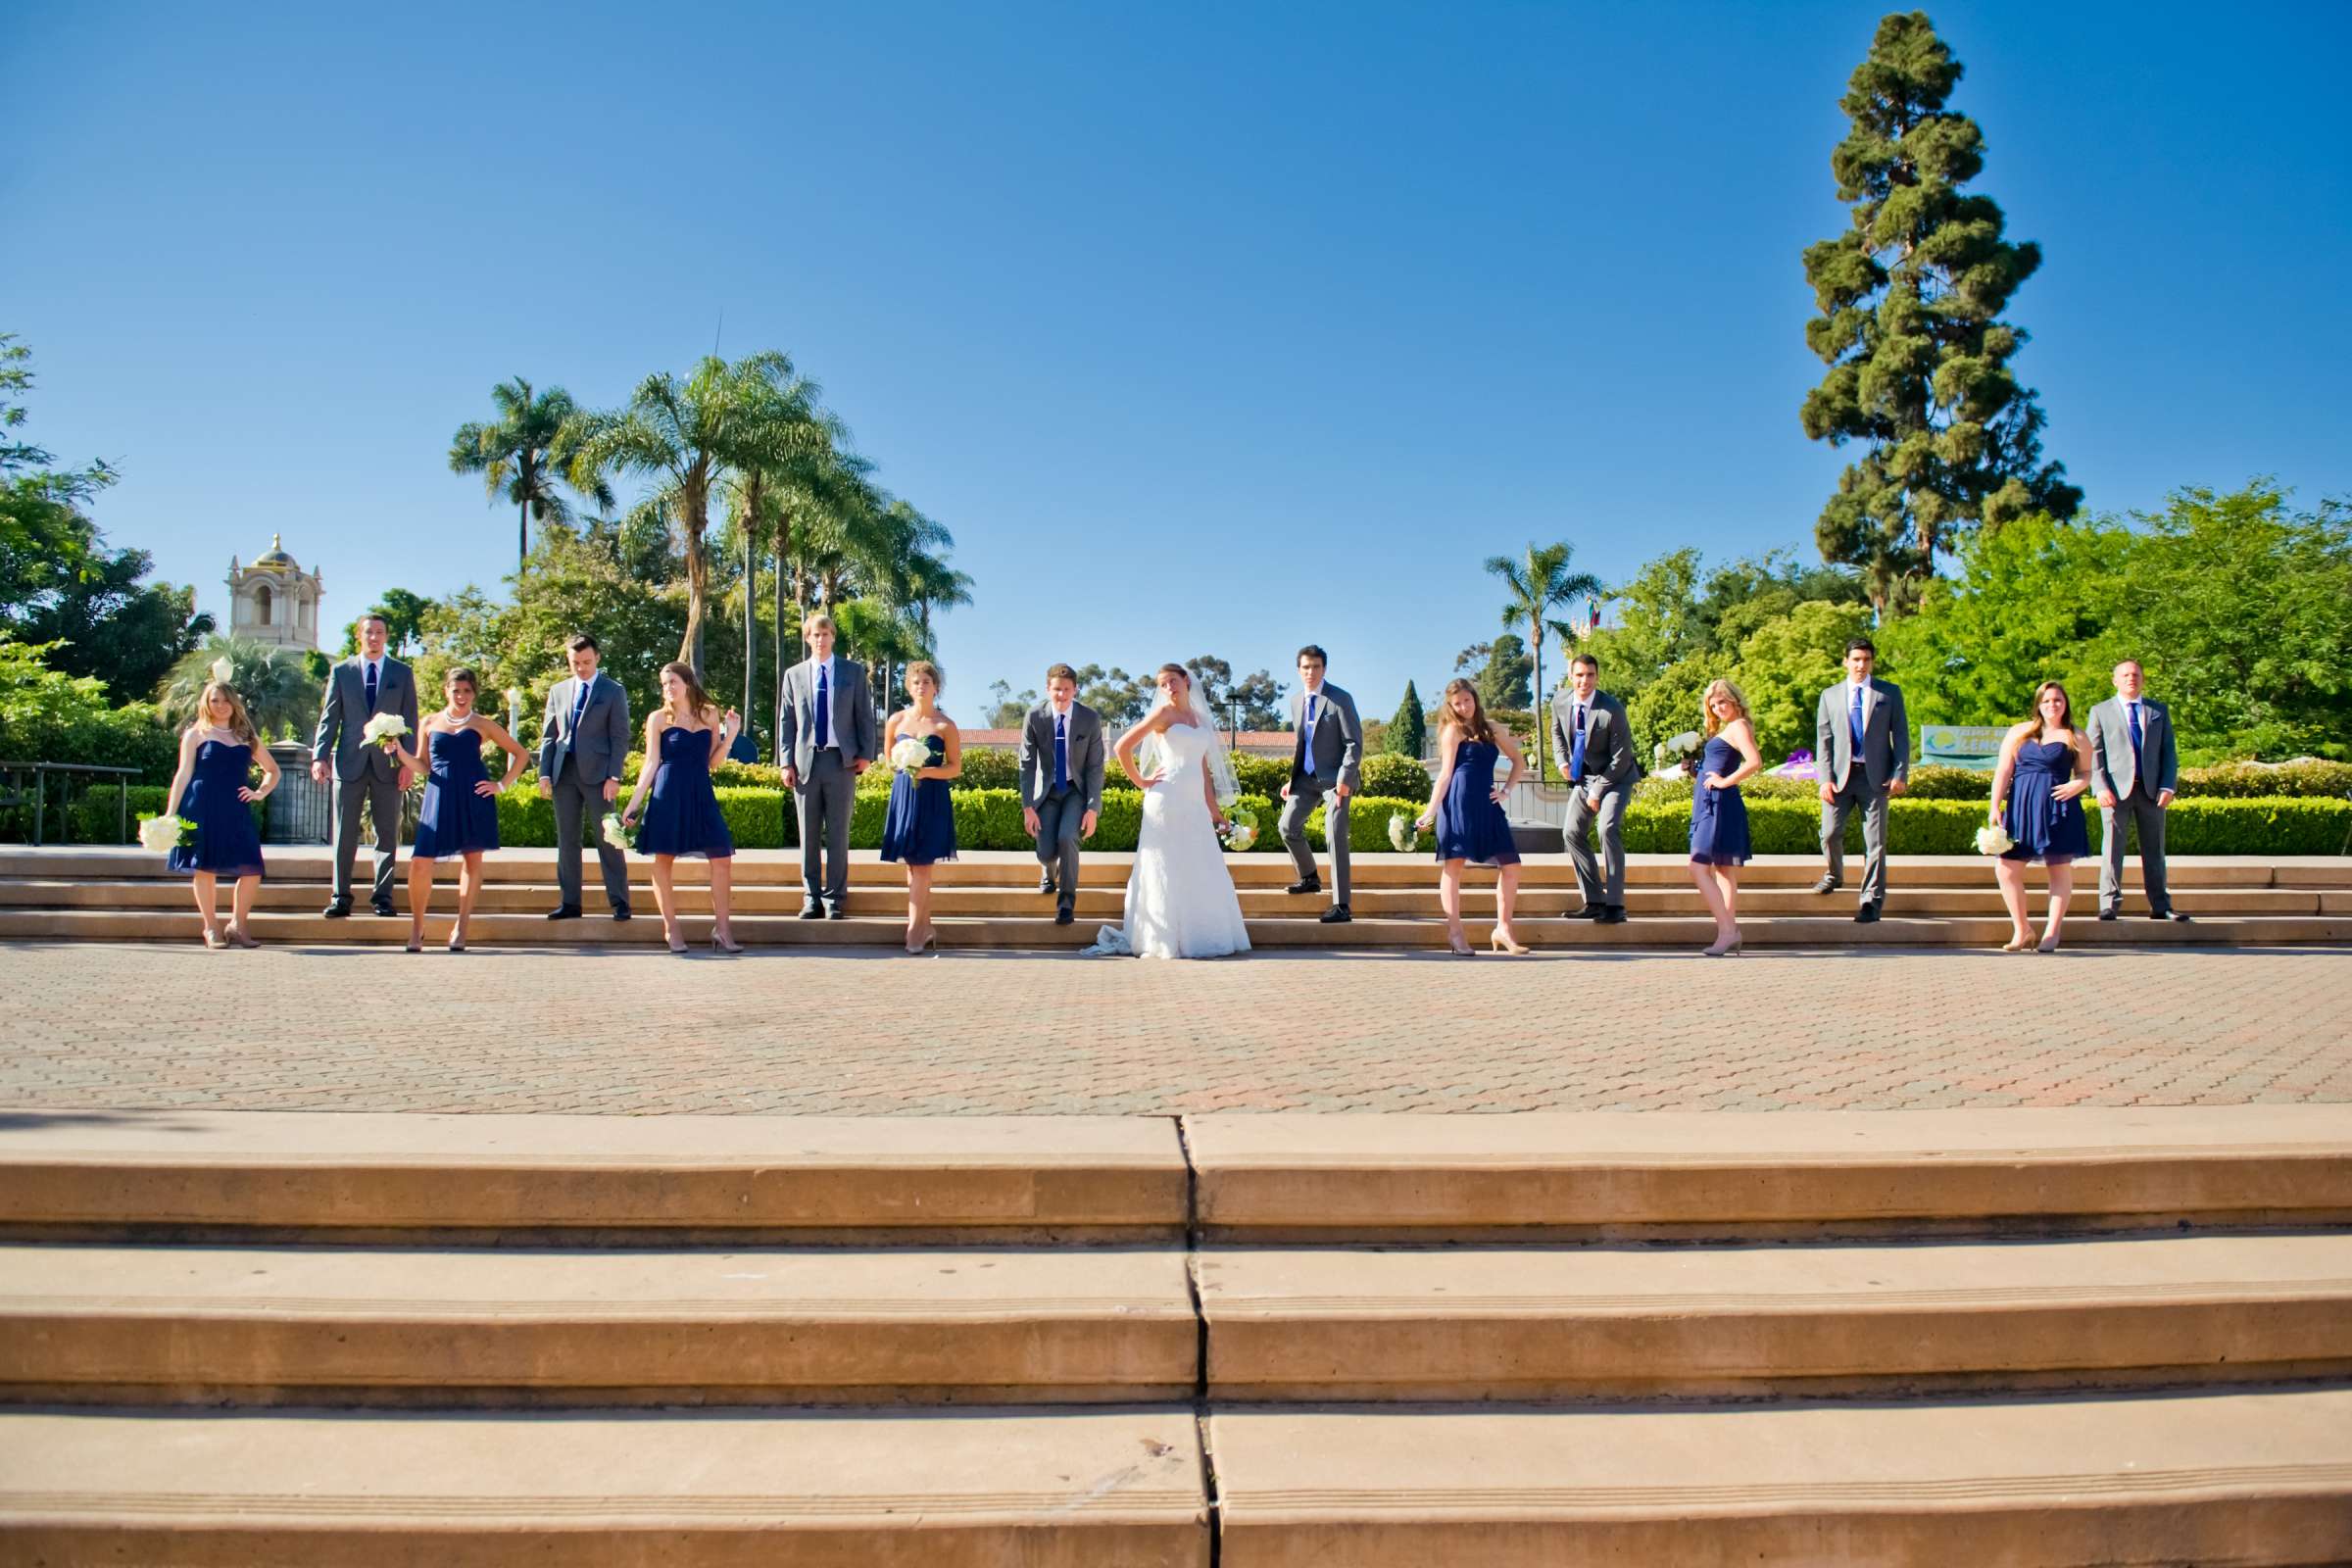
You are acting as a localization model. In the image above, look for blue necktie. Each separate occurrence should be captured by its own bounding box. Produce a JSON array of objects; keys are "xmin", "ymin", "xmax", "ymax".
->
[
  {"xmin": 2129, "ymin": 701, "xmax": 2144, "ymax": 782},
  {"xmin": 566, "ymin": 679, "xmax": 588, "ymax": 753},
  {"xmin": 814, "ymin": 662, "xmax": 830, "ymax": 749},
  {"xmin": 1569, "ymin": 704, "xmax": 1588, "ymax": 782},
  {"xmin": 1849, "ymin": 686, "xmax": 1865, "ymax": 758},
  {"xmin": 364, "ymin": 662, "xmax": 379, "ymax": 714},
  {"xmin": 1303, "ymin": 696, "xmax": 1319, "ymax": 777},
  {"xmin": 1054, "ymin": 712, "xmax": 1069, "ymax": 789}
]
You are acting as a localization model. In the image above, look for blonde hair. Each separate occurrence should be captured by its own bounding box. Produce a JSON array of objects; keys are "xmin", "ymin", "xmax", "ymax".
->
[
  {"xmin": 1700, "ymin": 678, "xmax": 1750, "ymax": 739},
  {"xmin": 1439, "ymin": 677, "xmax": 1495, "ymax": 747},
  {"xmin": 191, "ymin": 682, "xmax": 259, "ymax": 746},
  {"xmin": 802, "ymin": 612, "xmax": 836, "ymax": 637}
]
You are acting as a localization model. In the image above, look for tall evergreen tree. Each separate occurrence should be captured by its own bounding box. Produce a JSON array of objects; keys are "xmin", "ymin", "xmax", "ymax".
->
[
  {"xmin": 1386, "ymin": 681, "xmax": 1427, "ymax": 760},
  {"xmin": 1800, "ymin": 11, "xmax": 2081, "ymax": 613}
]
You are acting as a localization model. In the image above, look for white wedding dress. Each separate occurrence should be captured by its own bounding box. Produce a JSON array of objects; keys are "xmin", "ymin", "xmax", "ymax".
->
[{"xmin": 1100, "ymin": 719, "xmax": 1250, "ymax": 960}]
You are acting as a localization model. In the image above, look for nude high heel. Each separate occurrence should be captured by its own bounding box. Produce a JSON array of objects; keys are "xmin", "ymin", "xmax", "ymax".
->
[
  {"xmin": 1489, "ymin": 926, "xmax": 1530, "ymax": 956},
  {"xmin": 1446, "ymin": 928, "xmax": 1475, "ymax": 956},
  {"xmin": 710, "ymin": 931, "xmax": 744, "ymax": 956}
]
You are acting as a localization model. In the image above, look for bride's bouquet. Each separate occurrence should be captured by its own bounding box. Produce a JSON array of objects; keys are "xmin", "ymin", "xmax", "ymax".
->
[
  {"xmin": 360, "ymin": 713, "xmax": 410, "ymax": 752},
  {"xmin": 137, "ymin": 813, "xmax": 195, "ymax": 854},
  {"xmin": 1974, "ymin": 818, "xmax": 2015, "ymax": 857},
  {"xmin": 889, "ymin": 735, "xmax": 931, "ymax": 773},
  {"xmin": 1387, "ymin": 811, "xmax": 1419, "ymax": 853},
  {"xmin": 1219, "ymin": 805, "xmax": 1258, "ymax": 853}
]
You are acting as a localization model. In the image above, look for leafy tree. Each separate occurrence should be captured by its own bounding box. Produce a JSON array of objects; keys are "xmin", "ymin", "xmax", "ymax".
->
[
  {"xmin": 1723, "ymin": 598, "xmax": 1877, "ymax": 762},
  {"xmin": 157, "ymin": 636, "xmax": 319, "ymax": 740},
  {"xmin": 1385, "ymin": 680, "xmax": 1427, "ymax": 759},
  {"xmin": 986, "ymin": 680, "xmax": 1039, "ymax": 730},
  {"xmin": 338, "ymin": 587, "xmax": 435, "ymax": 658},
  {"xmin": 1474, "ymin": 631, "xmax": 1532, "ymax": 710},
  {"xmin": 1800, "ymin": 11, "xmax": 2081, "ymax": 612},
  {"xmin": 448, "ymin": 377, "xmax": 613, "ymax": 573},
  {"xmin": 1484, "ymin": 540, "xmax": 1602, "ymax": 775},
  {"xmin": 0, "ymin": 635, "xmax": 176, "ymax": 781},
  {"xmin": 1074, "ymin": 664, "xmax": 1154, "ymax": 728},
  {"xmin": 1452, "ymin": 641, "xmax": 1492, "ymax": 673}
]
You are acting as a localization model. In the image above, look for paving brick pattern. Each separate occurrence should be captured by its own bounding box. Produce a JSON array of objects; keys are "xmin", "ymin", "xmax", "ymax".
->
[{"xmin": 3, "ymin": 939, "xmax": 2347, "ymax": 1115}]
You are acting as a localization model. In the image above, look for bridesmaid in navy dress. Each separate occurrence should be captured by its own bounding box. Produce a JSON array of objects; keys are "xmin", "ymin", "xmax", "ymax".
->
[
  {"xmin": 621, "ymin": 662, "xmax": 743, "ymax": 956},
  {"xmin": 388, "ymin": 666, "xmax": 527, "ymax": 953},
  {"xmin": 1990, "ymin": 680, "xmax": 2095, "ymax": 953},
  {"xmin": 880, "ymin": 661, "xmax": 962, "ymax": 955},
  {"xmin": 161, "ymin": 682, "xmax": 279, "ymax": 949},
  {"xmin": 1688, "ymin": 679, "xmax": 1764, "ymax": 956},
  {"xmin": 1412, "ymin": 678, "xmax": 1530, "ymax": 956}
]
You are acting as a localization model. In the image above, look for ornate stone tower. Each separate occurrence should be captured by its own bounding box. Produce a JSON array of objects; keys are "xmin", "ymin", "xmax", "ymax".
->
[{"xmin": 225, "ymin": 534, "xmax": 324, "ymax": 651}]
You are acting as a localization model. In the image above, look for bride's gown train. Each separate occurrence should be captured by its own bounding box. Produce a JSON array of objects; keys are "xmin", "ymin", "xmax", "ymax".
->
[{"xmin": 1098, "ymin": 720, "xmax": 1250, "ymax": 959}]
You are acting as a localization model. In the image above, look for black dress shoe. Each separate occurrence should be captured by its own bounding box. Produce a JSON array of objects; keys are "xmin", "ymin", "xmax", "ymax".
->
[
  {"xmin": 612, "ymin": 902, "xmax": 631, "ymax": 922},
  {"xmin": 1039, "ymin": 871, "xmax": 1057, "ymax": 896},
  {"xmin": 827, "ymin": 903, "xmax": 849, "ymax": 920},
  {"xmin": 1054, "ymin": 902, "xmax": 1075, "ymax": 926},
  {"xmin": 1594, "ymin": 905, "xmax": 1628, "ymax": 925},
  {"xmin": 2154, "ymin": 907, "xmax": 2193, "ymax": 923},
  {"xmin": 1319, "ymin": 905, "xmax": 1352, "ymax": 924},
  {"xmin": 2098, "ymin": 906, "xmax": 2119, "ymax": 921},
  {"xmin": 547, "ymin": 905, "xmax": 583, "ymax": 921},
  {"xmin": 370, "ymin": 898, "xmax": 396, "ymax": 918},
  {"xmin": 1285, "ymin": 878, "xmax": 1321, "ymax": 896},
  {"xmin": 798, "ymin": 902, "xmax": 825, "ymax": 920},
  {"xmin": 321, "ymin": 899, "xmax": 351, "ymax": 918},
  {"xmin": 1855, "ymin": 903, "xmax": 1883, "ymax": 923},
  {"xmin": 1810, "ymin": 875, "xmax": 1839, "ymax": 896},
  {"xmin": 1582, "ymin": 904, "xmax": 1609, "ymax": 921}
]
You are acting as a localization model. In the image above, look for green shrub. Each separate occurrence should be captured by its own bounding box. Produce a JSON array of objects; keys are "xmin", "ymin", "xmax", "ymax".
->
[
  {"xmin": 1358, "ymin": 753, "xmax": 1434, "ymax": 799},
  {"xmin": 950, "ymin": 746, "xmax": 1023, "ymax": 792},
  {"xmin": 1233, "ymin": 754, "xmax": 1292, "ymax": 799},
  {"xmin": 1620, "ymin": 795, "xmax": 2351, "ymax": 857},
  {"xmin": 2157, "ymin": 796, "xmax": 2352, "ymax": 854},
  {"xmin": 2178, "ymin": 760, "xmax": 2352, "ymax": 800},
  {"xmin": 1900, "ymin": 764, "xmax": 1993, "ymax": 799}
]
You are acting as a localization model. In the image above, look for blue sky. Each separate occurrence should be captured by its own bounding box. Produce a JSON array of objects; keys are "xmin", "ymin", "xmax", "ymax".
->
[{"xmin": 8, "ymin": 0, "xmax": 2347, "ymax": 718}]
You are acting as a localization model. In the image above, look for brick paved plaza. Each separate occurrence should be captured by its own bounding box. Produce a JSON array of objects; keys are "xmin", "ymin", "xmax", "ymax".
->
[{"xmin": 3, "ymin": 940, "xmax": 2346, "ymax": 1114}]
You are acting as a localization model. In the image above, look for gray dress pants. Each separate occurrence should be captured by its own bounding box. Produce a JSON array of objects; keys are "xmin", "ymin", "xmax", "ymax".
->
[
  {"xmin": 1821, "ymin": 779, "xmax": 1891, "ymax": 906},
  {"xmin": 796, "ymin": 749, "xmax": 854, "ymax": 906},
  {"xmin": 1564, "ymin": 782, "xmax": 1628, "ymax": 907},
  {"xmin": 331, "ymin": 760, "xmax": 403, "ymax": 905},
  {"xmin": 1034, "ymin": 783, "xmax": 1086, "ymax": 896},
  {"xmin": 1279, "ymin": 779, "xmax": 1350, "ymax": 906},
  {"xmin": 2099, "ymin": 789, "xmax": 2172, "ymax": 912},
  {"xmin": 551, "ymin": 765, "xmax": 629, "ymax": 909}
]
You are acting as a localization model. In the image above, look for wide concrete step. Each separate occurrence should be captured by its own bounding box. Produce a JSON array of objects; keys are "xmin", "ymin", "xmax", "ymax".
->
[
  {"xmin": 0, "ymin": 1111, "xmax": 1188, "ymax": 1242},
  {"xmin": 3, "ymin": 877, "xmax": 2334, "ymax": 918},
  {"xmin": 5, "ymin": 845, "xmax": 2332, "ymax": 891},
  {"xmin": 1208, "ymin": 1387, "xmax": 2352, "ymax": 1566},
  {"xmin": 3, "ymin": 906, "xmax": 2346, "ymax": 948},
  {"xmin": 0, "ymin": 1244, "xmax": 1194, "ymax": 1405},
  {"xmin": 1200, "ymin": 1233, "xmax": 2352, "ymax": 1398},
  {"xmin": 0, "ymin": 1406, "xmax": 1208, "ymax": 1567},
  {"xmin": 1186, "ymin": 1107, "xmax": 2352, "ymax": 1240}
]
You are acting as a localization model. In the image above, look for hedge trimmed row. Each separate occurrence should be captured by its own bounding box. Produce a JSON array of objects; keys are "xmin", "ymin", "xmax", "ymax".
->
[
  {"xmin": 1639, "ymin": 760, "xmax": 2352, "ymax": 805},
  {"xmin": 1624, "ymin": 795, "xmax": 2352, "ymax": 857}
]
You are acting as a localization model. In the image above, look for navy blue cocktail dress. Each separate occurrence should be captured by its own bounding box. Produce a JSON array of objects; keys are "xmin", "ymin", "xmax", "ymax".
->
[
  {"xmin": 1689, "ymin": 736, "xmax": 1752, "ymax": 866},
  {"xmin": 1434, "ymin": 738, "xmax": 1520, "ymax": 865},
  {"xmin": 881, "ymin": 733, "xmax": 958, "ymax": 866},
  {"xmin": 168, "ymin": 739, "xmax": 266, "ymax": 879},
  {"xmin": 2000, "ymin": 737, "xmax": 2089, "ymax": 864},
  {"xmin": 414, "ymin": 726, "xmax": 500, "ymax": 858},
  {"xmin": 637, "ymin": 725, "xmax": 735, "ymax": 858}
]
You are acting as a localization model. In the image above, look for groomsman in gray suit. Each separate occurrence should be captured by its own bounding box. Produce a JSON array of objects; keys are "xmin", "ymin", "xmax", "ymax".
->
[
  {"xmin": 310, "ymin": 612, "xmax": 419, "ymax": 917},
  {"xmin": 1279, "ymin": 646, "xmax": 1363, "ymax": 924},
  {"xmin": 780, "ymin": 612, "xmax": 878, "ymax": 919},
  {"xmin": 1020, "ymin": 663, "xmax": 1106, "ymax": 927},
  {"xmin": 535, "ymin": 633, "xmax": 632, "ymax": 921},
  {"xmin": 2090, "ymin": 658, "xmax": 2189, "ymax": 923},
  {"xmin": 1552, "ymin": 653, "xmax": 1642, "ymax": 922},
  {"xmin": 1812, "ymin": 637, "xmax": 1909, "ymax": 922}
]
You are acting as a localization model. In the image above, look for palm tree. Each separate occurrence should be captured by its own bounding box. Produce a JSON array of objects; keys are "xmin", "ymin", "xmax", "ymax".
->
[
  {"xmin": 1483, "ymin": 541, "xmax": 1602, "ymax": 778},
  {"xmin": 564, "ymin": 352, "xmax": 833, "ymax": 678},
  {"xmin": 448, "ymin": 378, "xmax": 613, "ymax": 574},
  {"xmin": 156, "ymin": 636, "xmax": 318, "ymax": 741}
]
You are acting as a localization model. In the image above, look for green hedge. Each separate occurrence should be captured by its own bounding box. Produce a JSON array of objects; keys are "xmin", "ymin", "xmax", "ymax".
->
[
  {"xmin": 1637, "ymin": 759, "xmax": 2352, "ymax": 807},
  {"xmin": 1623, "ymin": 795, "xmax": 2351, "ymax": 857}
]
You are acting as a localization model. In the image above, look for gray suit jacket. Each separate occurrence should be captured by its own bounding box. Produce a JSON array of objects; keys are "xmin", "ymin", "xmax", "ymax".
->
[
  {"xmin": 1019, "ymin": 702, "xmax": 1107, "ymax": 812},
  {"xmin": 1288, "ymin": 682, "xmax": 1363, "ymax": 792},
  {"xmin": 537, "ymin": 672, "xmax": 632, "ymax": 787},
  {"xmin": 1549, "ymin": 688, "xmax": 1642, "ymax": 792},
  {"xmin": 778, "ymin": 656, "xmax": 878, "ymax": 773},
  {"xmin": 312, "ymin": 656, "xmax": 420, "ymax": 782},
  {"xmin": 2089, "ymin": 695, "xmax": 2178, "ymax": 801},
  {"xmin": 1815, "ymin": 677, "xmax": 1910, "ymax": 793}
]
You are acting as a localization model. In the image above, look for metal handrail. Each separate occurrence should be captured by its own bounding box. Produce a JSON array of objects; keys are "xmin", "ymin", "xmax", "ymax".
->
[{"xmin": 0, "ymin": 760, "xmax": 142, "ymax": 847}]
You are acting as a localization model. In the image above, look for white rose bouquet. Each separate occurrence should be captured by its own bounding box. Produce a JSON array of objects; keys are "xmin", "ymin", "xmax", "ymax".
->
[
  {"xmin": 1974, "ymin": 819, "xmax": 2015, "ymax": 857},
  {"xmin": 1219, "ymin": 804, "xmax": 1258, "ymax": 853},
  {"xmin": 600, "ymin": 810, "xmax": 632, "ymax": 851},
  {"xmin": 137, "ymin": 813, "xmax": 196, "ymax": 854},
  {"xmin": 1387, "ymin": 810, "xmax": 1418, "ymax": 853},
  {"xmin": 890, "ymin": 735, "xmax": 932, "ymax": 773},
  {"xmin": 360, "ymin": 713, "xmax": 410, "ymax": 752}
]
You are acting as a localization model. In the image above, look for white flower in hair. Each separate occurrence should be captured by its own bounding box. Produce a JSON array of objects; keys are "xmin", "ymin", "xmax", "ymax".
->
[{"xmin": 210, "ymin": 657, "xmax": 235, "ymax": 685}]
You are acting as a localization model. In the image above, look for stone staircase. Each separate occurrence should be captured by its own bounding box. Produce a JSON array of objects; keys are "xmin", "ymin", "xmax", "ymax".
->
[
  {"xmin": 4, "ymin": 845, "xmax": 2348, "ymax": 949},
  {"xmin": 4, "ymin": 1106, "xmax": 2351, "ymax": 1563}
]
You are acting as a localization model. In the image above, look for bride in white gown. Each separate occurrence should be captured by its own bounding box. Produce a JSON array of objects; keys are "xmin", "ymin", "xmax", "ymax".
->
[{"xmin": 1090, "ymin": 663, "xmax": 1251, "ymax": 959}]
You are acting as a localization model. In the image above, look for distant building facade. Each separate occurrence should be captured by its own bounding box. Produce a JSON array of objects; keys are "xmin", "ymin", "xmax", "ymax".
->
[{"xmin": 225, "ymin": 534, "xmax": 323, "ymax": 652}]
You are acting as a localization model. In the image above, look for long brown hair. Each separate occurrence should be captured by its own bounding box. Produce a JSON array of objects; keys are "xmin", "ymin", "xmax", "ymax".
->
[
  {"xmin": 191, "ymin": 681, "xmax": 258, "ymax": 746},
  {"xmin": 1439, "ymin": 678, "xmax": 1494, "ymax": 747},
  {"xmin": 2026, "ymin": 680, "xmax": 2074, "ymax": 739},
  {"xmin": 658, "ymin": 661, "xmax": 714, "ymax": 725}
]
